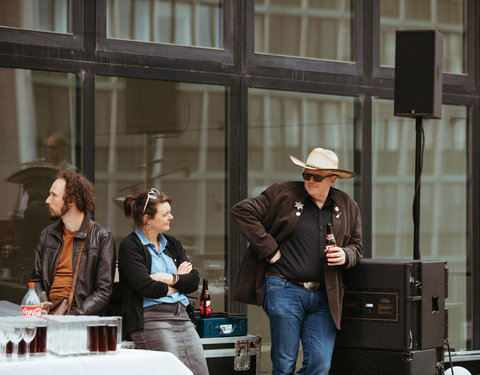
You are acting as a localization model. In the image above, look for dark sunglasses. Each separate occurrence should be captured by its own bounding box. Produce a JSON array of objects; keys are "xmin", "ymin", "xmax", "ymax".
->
[{"xmin": 302, "ymin": 171, "xmax": 335, "ymax": 183}]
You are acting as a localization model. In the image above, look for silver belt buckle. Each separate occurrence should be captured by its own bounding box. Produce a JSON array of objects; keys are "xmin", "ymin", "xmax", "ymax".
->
[{"xmin": 303, "ymin": 281, "xmax": 320, "ymax": 291}]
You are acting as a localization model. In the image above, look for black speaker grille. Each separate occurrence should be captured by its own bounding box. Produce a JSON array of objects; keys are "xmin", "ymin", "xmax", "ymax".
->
[
  {"xmin": 331, "ymin": 348, "xmax": 407, "ymax": 375},
  {"xmin": 394, "ymin": 30, "xmax": 443, "ymax": 118}
]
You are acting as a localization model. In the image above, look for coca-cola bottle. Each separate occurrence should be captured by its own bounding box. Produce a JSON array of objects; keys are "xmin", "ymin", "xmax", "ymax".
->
[
  {"xmin": 21, "ymin": 282, "xmax": 41, "ymax": 317},
  {"xmin": 199, "ymin": 278, "xmax": 211, "ymax": 318},
  {"xmin": 326, "ymin": 223, "xmax": 336, "ymax": 252}
]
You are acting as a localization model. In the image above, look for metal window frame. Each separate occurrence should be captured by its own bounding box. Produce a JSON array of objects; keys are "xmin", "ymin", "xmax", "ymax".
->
[{"xmin": 0, "ymin": 0, "xmax": 478, "ymax": 348}]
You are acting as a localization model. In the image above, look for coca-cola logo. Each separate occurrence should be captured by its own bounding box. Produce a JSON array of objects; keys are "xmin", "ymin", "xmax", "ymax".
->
[{"xmin": 21, "ymin": 306, "xmax": 42, "ymax": 317}]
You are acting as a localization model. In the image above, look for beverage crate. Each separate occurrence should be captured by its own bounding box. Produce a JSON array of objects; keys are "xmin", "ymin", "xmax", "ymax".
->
[{"xmin": 194, "ymin": 312, "xmax": 247, "ymax": 338}]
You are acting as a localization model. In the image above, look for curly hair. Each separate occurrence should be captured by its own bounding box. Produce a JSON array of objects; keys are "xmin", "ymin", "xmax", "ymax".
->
[
  {"xmin": 124, "ymin": 189, "xmax": 172, "ymax": 227},
  {"xmin": 56, "ymin": 169, "xmax": 95, "ymax": 214}
]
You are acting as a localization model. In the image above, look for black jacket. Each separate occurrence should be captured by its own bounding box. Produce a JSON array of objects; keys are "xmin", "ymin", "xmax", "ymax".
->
[
  {"xmin": 117, "ymin": 232, "xmax": 200, "ymax": 338},
  {"xmin": 30, "ymin": 212, "xmax": 116, "ymax": 315},
  {"xmin": 231, "ymin": 182, "xmax": 363, "ymax": 330}
]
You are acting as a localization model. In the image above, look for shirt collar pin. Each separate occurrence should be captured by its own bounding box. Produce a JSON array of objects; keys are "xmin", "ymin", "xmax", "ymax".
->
[{"xmin": 294, "ymin": 201, "xmax": 304, "ymax": 210}]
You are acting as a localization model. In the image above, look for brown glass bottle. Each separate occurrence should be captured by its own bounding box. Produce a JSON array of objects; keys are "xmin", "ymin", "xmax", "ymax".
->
[
  {"xmin": 199, "ymin": 278, "xmax": 211, "ymax": 318},
  {"xmin": 326, "ymin": 223, "xmax": 336, "ymax": 252}
]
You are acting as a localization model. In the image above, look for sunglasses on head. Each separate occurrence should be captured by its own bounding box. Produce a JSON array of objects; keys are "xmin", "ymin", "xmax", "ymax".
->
[
  {"xmin": 143, "ymin": 188, "xmax": 160, "ymax": 214},
  {"xmin": 302, "ymin": 171, "xmax": 335, "ymax": 183}
]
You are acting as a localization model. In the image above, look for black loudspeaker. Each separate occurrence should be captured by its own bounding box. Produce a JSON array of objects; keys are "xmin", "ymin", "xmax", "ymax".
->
[
  {"xmin": 394, "ymin": 30, "xmax": 444, "ymax": 119},
  {"xmin": 335, "ymin": 259, "xmax": 448, "ymax": 352},
  {"xmin": 330, "ymin": 259, "xmax": 448, "ymax": 375},
  {"xmin": 330, "ymin": 347, "xmax": 444, "ymax": 375},
  {"xmin": 125, "ymin": 79, "xmax": 186, "ymax": 135}
]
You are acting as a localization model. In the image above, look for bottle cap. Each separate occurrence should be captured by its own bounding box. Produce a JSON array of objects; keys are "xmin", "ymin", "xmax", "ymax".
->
[{"xmin": 27, "ymin": 282, "xmax": 35, "ymax": 287}]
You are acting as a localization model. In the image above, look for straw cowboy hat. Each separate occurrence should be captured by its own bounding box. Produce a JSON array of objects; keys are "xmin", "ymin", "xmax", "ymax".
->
[{"xmin": 290, "ymin": 148, "xmax": 355, "ymax": 179}]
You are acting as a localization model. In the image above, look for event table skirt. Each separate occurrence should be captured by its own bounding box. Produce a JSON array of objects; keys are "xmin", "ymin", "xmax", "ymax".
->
[{"xmin": 0, "ymin": 348, "xmax": 193, "ymax": 375}]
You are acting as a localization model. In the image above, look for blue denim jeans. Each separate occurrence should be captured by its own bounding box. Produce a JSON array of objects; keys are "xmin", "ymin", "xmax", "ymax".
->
[{"xmin": 263, "ymin": 274, "xmax": 337, "ymax": 375}]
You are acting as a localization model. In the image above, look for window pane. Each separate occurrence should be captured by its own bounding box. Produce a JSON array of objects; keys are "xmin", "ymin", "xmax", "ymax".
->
[
  {"xmin": 95, "ymin": 77, "xmax": 228, "ymax": 312},
  {"xmin": 0, "ymin": 0, "xmax": 72, "ymax": 33},
  {"xmin": 247, "ymin": 88, "xmax": 357, "ymax": 372},
  {"xmin": 107, "ymin": 0, "xmax": 224, "ymax": 49},
  {"xmin": 0, "ymin": 68, "xmax": 78, "ymax": 303},
  {"xmin": 254, "ymin": 0, "xmax": 353, "ymax": 61},
  {"xmin": 380, "ymin": 0, "xmax": 465, "ymax": 74},
  {"xmin": 372, "ymin": 99, "xmax": 468, "ymax": 350}
]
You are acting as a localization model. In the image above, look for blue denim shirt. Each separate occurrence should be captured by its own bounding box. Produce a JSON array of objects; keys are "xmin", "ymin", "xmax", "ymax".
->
[{"xmin": 135, "ymin": 228, "xmax": 188, "ymax": 307}]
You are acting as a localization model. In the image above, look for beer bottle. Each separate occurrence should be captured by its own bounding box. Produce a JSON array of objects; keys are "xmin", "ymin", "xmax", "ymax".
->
[
  {"xmin": 199, "ymin": 278, "xmax": 211, "ymax": 318},
  {"xmin": 326, "ymin": 223, "xmax": 336, "ymax": 252}
]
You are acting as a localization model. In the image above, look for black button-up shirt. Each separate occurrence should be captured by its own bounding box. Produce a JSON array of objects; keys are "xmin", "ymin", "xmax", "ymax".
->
[{"xmin": 267, "ymin": 189, "xmax": 334, "ymax": 282}]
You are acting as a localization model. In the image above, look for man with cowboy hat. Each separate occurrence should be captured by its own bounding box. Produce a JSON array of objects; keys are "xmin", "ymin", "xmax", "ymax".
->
[{"xmin": 231, "ymin": 147, "xmax": 363, "ymax": 375}]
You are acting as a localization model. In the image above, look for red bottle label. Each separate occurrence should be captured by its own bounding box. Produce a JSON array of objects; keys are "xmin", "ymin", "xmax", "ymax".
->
[
  {"xmin": 21, "ymin": 305, "xmax": 42, "ymax": 317},
  {"xmin": 200, "ymin": 300, "xmax": 211, "ymax": 316}
]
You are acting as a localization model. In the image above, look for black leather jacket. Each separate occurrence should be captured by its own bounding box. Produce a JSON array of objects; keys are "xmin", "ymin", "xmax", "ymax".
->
[{"xmin": 30, "ymin": 212, "xmax": 116, "ymax": 315}]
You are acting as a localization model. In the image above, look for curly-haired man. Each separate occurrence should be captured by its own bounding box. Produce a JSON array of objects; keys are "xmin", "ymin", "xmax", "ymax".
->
[{"xmin": 30, "ymin": 169, "xmax": 116, "ymax": 315}]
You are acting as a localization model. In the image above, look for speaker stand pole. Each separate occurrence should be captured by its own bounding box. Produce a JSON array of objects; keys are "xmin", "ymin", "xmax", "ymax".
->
[{"xmin": 413, "ymin": 116, "xmax": 423, "ymax": 260}]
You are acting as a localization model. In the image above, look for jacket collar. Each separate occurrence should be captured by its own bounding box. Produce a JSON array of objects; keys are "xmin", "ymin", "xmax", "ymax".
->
[
  {"xmin": 48, "ymin": 212, "xmax": 93, "ymax": 239},
  {"xmin": 76, "ymin": 212, "xmax": 93, "ymax": 238}
]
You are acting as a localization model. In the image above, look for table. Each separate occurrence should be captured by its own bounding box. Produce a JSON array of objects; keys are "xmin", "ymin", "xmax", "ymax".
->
[{"xmin": 0, "ymin": 348, "xmax": 193, "ymax": 375}]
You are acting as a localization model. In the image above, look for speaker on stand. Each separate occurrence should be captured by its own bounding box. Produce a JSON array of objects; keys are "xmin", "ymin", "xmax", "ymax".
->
[
  {"xmin": 330, "ymin": 30, "xmax": 445, "ymax": 375},
  {"xmin": 394, "ymin": 30, "xmax": 443, "ymax": 119},
  {"xmin": 394, "ymin": 30, "xmax": 444, "ymax": 260}
]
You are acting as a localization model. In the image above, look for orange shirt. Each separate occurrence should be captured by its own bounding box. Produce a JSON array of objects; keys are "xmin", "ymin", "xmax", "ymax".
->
[{"xmin": 49, "ymin": 228, "xmax": 78, "ymax": 300}]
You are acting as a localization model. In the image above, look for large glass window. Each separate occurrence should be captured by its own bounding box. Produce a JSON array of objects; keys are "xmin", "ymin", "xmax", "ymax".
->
[
  {"xmin": 0, "ymin": 0, "xmax": 72, "ymax": 33},
  {"xmin": 372, "ymin": 99, "xmax": 468, "ymax": 350},
  {"xmin": 95, "ymin": 77, "xmax": 228, "ymax": 312},
  {"xmin": 106, "ymin": 0, "xmax": 224, "ymax": 49},
  {"xmin": 380, "ymin": 0, "xmax": 466, "ymax": 74},
  {"xmin": 0, "ymin": 68, "xmax": 78, "ymax": 303},
  {"xmin": 247, "ymin": 88, "xmax": 358, "ymax": 373},
  {"xmin": 254, "ymin": 0, "xmax": 353, "ymax": 61}
]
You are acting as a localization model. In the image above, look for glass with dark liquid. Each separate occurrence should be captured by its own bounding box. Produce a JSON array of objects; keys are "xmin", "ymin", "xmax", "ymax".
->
[
  {"xmin": 31, "ymin": 322, "xmax": 47, "ymax": 356},
  {"xmin": 107, "ymin": 324, "xmax": 117, "ymax": 352},
  {"xmin": 97, "ymin": 322, "xmax": 108, "ymax": 354},
  {"xmin": 87, "ymin": 321, "xmax": 100, "ymax": 354}
]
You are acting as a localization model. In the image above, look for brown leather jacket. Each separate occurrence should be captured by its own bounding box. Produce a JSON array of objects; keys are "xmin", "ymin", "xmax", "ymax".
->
[
  {"xmin": 231, "ymin": 181, "xmax": 363, "ymax": 330},
  {"xmin": 30, "ymin": 212, "xmax": 116, "ymax": 315}
]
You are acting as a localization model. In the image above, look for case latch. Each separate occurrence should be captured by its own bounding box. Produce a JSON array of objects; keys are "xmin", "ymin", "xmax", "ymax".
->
[{"xmin": 234, "ymin": 339, "xmax": 251, "ymax": 371}]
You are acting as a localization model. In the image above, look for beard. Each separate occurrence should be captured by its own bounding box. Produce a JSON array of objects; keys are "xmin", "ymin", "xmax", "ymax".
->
[{"xmin": 49, "ymin": 202, "xmax": 70, "ymax": 220}]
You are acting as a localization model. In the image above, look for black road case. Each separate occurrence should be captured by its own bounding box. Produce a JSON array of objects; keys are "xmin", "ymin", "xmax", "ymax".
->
[{"xmin": 200, "ymin": 334, "xmax": 261, "ymax": 375}]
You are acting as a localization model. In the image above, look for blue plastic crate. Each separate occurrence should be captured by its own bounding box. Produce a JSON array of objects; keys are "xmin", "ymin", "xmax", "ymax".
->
[{"xmin": 195, "ymin": 312, "xmax": 248, "ymax": 338}]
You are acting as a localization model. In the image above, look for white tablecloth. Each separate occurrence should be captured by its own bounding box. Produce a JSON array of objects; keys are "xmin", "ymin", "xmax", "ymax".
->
[{"xmin": 0, "ymin": 348, "xmax": 193, "ymax": 375}]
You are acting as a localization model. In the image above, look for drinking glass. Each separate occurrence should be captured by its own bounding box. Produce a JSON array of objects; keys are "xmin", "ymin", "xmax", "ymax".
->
[
  {"xmin": 22, "ymin": 319, "xmax": 37, "ymax": 360},
  {"xmin": 10, "ymin": 318, "xmax": 24, "ymax": 361},
  {"xmin": 97, "ymin": 318, "xmax": 109, "ymax": 354},
  {"xmin": 2, "ymin": 318, "xmax": 15, "ymax": 360},
  {"xmin": 0, "ymin": 320, "xmax": 8, "ymax": 362},
  {"xmin": 87, "ymin": 318, "xmax": 100, "ymax": 354},
  {"xmin": 37, "ymin": 291, "xmax": 50, "ymax": 314},
  {"xmin": 105, "ymin": 317, "xmax": 118, "ymax": 353},
  {"xmin": 32, "ymin": 319, "xmax": 47, "ymax": 356}
]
